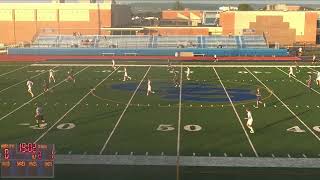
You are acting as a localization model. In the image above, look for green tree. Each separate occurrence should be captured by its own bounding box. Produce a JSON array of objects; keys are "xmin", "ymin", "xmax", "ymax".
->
[
  {"xmin": 238, "ymin": 4, "xmax": 254, "ymax": 11},
  {"xmin": 173, "ymin": 0, "xmax": 184, "ymax": 10}
]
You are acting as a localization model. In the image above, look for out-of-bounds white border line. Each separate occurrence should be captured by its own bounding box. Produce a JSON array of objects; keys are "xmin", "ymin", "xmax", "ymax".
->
[
  {"xmin": 55, "ymin": 155, "xmax": 320, "ymax": 168},
  {"xmin": 34, "ymin": 67, "xmax": 120, "ymax": 143},
  {"xmin": 213, "ymin": 67, "xmax": 259, "ymax": 157},
  {"xmin": 176, "ymin": 66, "xmax": 183, "ymax": 180},
  {"xmin": 99, "ymin": 66, "xmax": 151, "ymax": 155},
  {"xmin": 276, "ymin": 67, "xmax": 320, "ymax": 95},
  {"xmin": 0, "ymin": 66, "xmax": 58, "ymax": 94},
  {"xmin": 31, "ymin": 64, "xmax": 320, "ymax": 68},
  {"xmin": 0, "ymin": 64, "xmax": 31, "ymax": 77},
  {"xmin": 0, "ymin": 66, "xmax": 89, "ymax": 122},
  {"xmin": 245, "ymin": 67, "xmax": 320, "ymax": 142}
]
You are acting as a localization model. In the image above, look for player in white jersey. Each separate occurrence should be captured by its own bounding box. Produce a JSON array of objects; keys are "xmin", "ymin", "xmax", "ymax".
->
[
  {"xmin": 147, "ymin": 79, "xmax": 155, "ymax": 96},
  {"xmin": 244, "ymin": 109, "xmax": 254, "ymax": 134},
  {"xmin": 186, "ymin": 66, "xmax": 191, "ymax": 80},
  {"xmin": 112, "ymin": 59, "xmax": 116, "ymax": 70},
  {"xmin": 26, "ymin": 80, "xmax": 34, "ymax": 97},
  {"xmin": 312, "ymin": 55, "xmax": 316, "ymax": 64},
  {"xmin": 123, "ymin": 67, "xmax": 132, "ymax": 81},
  {"xmin": 316, "ymin": 72, "xmax": 320, "ymax": 87},
  {"xmin": 49, "ymin": 69, "xmax": 55, "ymax": 83},
  {"xmin": 289, "ymin": 66, "xmax": 295, "ymax": 78},
  {"xmin": 213, "ymin": 54, "xmax": 218, "ymax": 62}
]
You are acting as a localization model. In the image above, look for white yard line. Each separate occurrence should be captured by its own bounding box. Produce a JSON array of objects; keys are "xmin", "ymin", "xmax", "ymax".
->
[
  {"xmin": 0, "ymin": 66, "xmax": 89, "ymax": 122},
  {"xmin": 34, "ymin": 67, "xmax": 119, "ymax": 143},
  {"xmin": 276, "ymin": 67, "xmax": 320, "ymax": 95},
  {"xmin": 99, "ymin": 66, "xmax": 151, "ymax": 155},
  {"xmin": 307, "ymin": 66, "xmax": 320, "ymax": 76},
  {"xmin": 0, "ymin": 64, "xmax": 30, "ymax": 77},
  {"xmin": 176, "ymin": 66, "xmax": 183, "ymax": 180},
  {"xmin": 31, "ymin": 64, "xmax": 320, "ymax": 68},
  {"xmin": 213, "ymin": 67, "xmax": 259, "ymax": 157},
  {"xmin": 245, "ymin": 67, "xmax": 320, "ymax": 142},
  {"xmin": 0, "ymin": 66, "xmax": 58, "ymax": 94}
]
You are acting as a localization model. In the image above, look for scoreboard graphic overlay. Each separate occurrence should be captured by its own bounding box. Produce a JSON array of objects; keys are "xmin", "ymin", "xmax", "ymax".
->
[{"xmin": 1, "ymin": 143, "xmax": 55, "ymax": 178}]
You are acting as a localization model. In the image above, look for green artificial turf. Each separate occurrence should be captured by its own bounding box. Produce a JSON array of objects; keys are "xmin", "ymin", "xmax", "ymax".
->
[{"xmin": 0, "ymin": 62, "xmax": 320, "ymax": 179}]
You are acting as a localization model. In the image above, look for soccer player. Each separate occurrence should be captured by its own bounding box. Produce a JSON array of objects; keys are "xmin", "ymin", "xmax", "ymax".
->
[
  {"xmin": 35, "ymin": 105, "xmax": 46, "ymax": 128},
  {"xmin": 112, "ymin": 59, "xmax": 116, "ymax": 70},
  {"xmin": 167, "ymin": 59, "xmax": 172, "ymax": 71},
  {"xmin": 244, "ymin": 109, "xmax": 254, "ymax": 134},
  {"xmin": 26, "ymin": 79, "xmax": 34, "ymax": 97},
  {"xmin": 147, "ymin": 79, "xmax": 155, "ymax": 96},
  {"xmin": 312, "ymin": 55, "xmax": 316, "ymax": 64},
  {"xmin": 255, "ymin": 88, "xmax": 264, "ymax": 108},
  {"xmin": 48, "ymin": 69, "xmax": 55, "ymax": 83},
  {"xmin": 43, "ymin": 80, "xmax": 49, "ymax": 93},
  {"xmin": 316, "ymin": 72, "xmax": 320, "ymax": 87},
  {"xmin": 173, "ymin": 70, "xmax": 180, "ymax": 87},
  {"xmin": 295, "ymin": 61, "xmax": 300, "ymax": 73},
  {"xmin": 289, "ymin": 66, "xmax": 295, "ymax": 78},
  {"xmin": 123, "ymin": 67, "xmax": 132, "ymax": 81},
  {"xmin": 214, "ymin": 54, "xmax": 218, "ymax": 62},
  {"xmin": 66, "ymin": 69, "xmax": 75, "ymax": 83},
  {"xmin": 307, "ymin": 74, "xmax": 312, "ymax": 89},
  {"xmin": 186, "ymin": 66, "xmax": 191, "ymax": 80}
]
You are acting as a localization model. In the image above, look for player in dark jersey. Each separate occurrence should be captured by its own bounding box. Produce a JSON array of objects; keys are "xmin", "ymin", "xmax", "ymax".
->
[
  {"xmin": 306, "ymin": 74, "xmax": 312, "ymax": 90},
  {"xmin": 66, "ymin": 69, "xmax": 75, "ymax": 83},
  {"xmin": 167, "ymin": 59, "xmax": 171, "ymax": 71},
  {"xmin": 43, "ymin": 80, "xmax": 49, "ymax": 93},
  {"xmin": 35, "ymin": 105, "xmax": 46, "ymax": 128},
  {"xmin": 255, "ymin": 88, "xmax": 264, "ymax": 108},
  {"xmin": 173, "ymin": 70, "xmax": 180, "ymax": 88}
]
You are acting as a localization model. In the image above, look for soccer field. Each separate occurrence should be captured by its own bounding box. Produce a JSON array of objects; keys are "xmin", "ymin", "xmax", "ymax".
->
[{"xmin": 1, "ymin": 61, "xmax": 320, "ymax": 177}]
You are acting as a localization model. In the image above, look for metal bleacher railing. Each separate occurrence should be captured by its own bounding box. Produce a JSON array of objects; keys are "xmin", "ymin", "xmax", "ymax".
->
[{"xmin": 31, "ymin": 35, "xmax": 268, "ymax": 49}]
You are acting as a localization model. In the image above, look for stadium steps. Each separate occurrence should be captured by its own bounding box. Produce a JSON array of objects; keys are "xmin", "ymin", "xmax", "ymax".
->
[
  {"xmin": 235, "ymin": 36, "xmax": 242, "ymax": 49},
  {"xmin": 202, "ymin": 36, "xmax": 207, "ymax": 48},
  {"xmin": 148, "ymin": 36, "xmax": 153, "ymax": 48},
  {"xmin": 197, "ymin": 36, "xmax": 202, "ymax": 48},
  {"xmin": 153, "ymin": 36, "xmax": 158, "ymax": 48}
]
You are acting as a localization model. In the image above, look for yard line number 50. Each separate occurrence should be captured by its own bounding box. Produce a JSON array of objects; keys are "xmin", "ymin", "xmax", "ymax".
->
[{"xmin": 157, "ymin": 124, "xmax": 202, "ymax": 132}]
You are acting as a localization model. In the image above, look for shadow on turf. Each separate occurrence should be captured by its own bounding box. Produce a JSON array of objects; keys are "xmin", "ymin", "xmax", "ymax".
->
[
  {"xmin": 255, "ymin": 109, "xmax": 311, "ymax": 133},
  {"xmin": 269, "ymin": 92, "xmax": 305, "ymax": 107}
]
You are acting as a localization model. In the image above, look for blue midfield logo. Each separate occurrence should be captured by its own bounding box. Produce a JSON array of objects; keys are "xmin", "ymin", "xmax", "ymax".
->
[{"xmin": 111, "ymin": 81, "xmax": 256, "ymax": 103}]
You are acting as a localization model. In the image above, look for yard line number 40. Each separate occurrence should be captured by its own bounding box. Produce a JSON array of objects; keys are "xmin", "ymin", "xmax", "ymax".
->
[{"xmin": 287, "ymin": 126, "xmax": 320, "ymax": 133}]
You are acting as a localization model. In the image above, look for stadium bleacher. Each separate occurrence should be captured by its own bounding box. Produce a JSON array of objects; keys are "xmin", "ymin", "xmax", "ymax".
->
[{"xmin": 31, "ymin": 35, "xmax": 269, "ymax": 49}]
